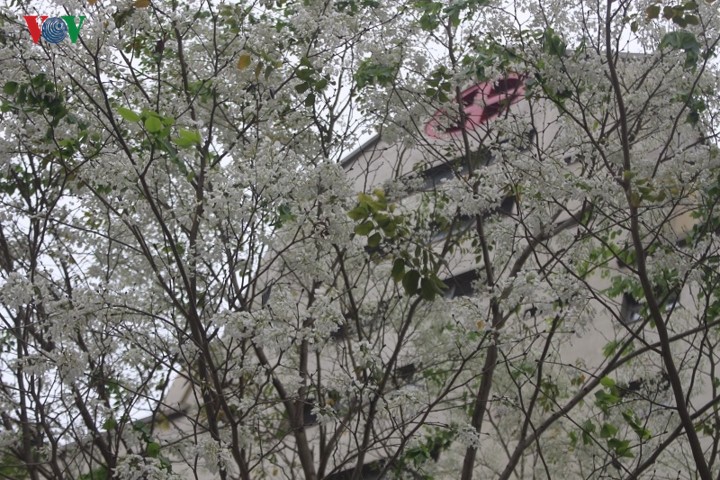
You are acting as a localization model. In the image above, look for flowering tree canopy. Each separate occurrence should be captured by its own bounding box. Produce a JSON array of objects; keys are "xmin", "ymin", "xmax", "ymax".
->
[{"xmin": 0, "ymin": 0, "xmax": 719, "ymax": 479}]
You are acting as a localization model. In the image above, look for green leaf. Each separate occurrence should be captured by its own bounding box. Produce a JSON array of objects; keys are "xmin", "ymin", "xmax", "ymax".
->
[
  {"xmin": 147, "ymin": 441, "xmax": 161, "ymax": 458},
  {"xmin": 543, "ymin": 27, "xmax": 567, "ymax": 57},
  {"xmin": 305, "ymin": 93, "xmax": 315, "ymax": 107},
  {"xmin": 172, "ymin": 129, "xmax": 202, "ymax": 148},
  {"xmin": 646, "ymin": 4, "xmax": 661, "ymax": 19},
  {"xmin": 237, "ymin": 53, "xmax": 252, "ymax": 70},
  {"xmin": 355, "ymin": 59, "xmax": 397, "ymax": 89},
  {"xmin": 78, "ymin": 466, "xmax": 108, "ymax": 480},
  {"xmin": 659, "ymin": 30, "xmax": 701, "ymax": 69},
  {"xmin": 420, "ymin": 277, "xmax": 436, "ymax": 301},
  {"xmin": 297, "ymin": 68, "xmax": 314, "ymax": 81},
  {"xmin": 600, "ymin": 376, "xmax": 616, "ymax": 388},
  {"xmin": 608, "ymin": 438, "xmax": 634, "ymax": 457},
  {"xmin": 430, "ymin": 273, "xmax": 448, "ymax": 295},
  {"xmin": 354, "ymin": 220, "xmax": 374, "ymax": 236},
  {"xmin": 603, "ymin": 340, "xmax": 619, "ymax": 357},
  {"xmin": 144, "ymin": 116, "xmax": 163, "ymax": 133},
  {"xmin": 582, "ymin": 420, "xmax": 596, "ymax": 445},
  {"xmin": 623, "ymin": 410, "xmax": 652, "ymax": 440},
  {"xmin": 402, "ymin": 269, "xmax": 420, "ymax": 295},
  {"xmin": 367, "ymin": 232, "xmax": 382, "ymax": 248},
  {"xmin": 274, "ymin": 204, "xmax": 295, "ymax": 227},
  {"xmin": 391, "ymin": 258, "xmax": 405, "ymax": 282},
  {"xmin": 348, "ymin": 205, "xmax": 369, "ymax": 221},
  {"xmin": 117, "ymin": 107, "xmax": 141, "ymax": 122},
  {"xmin": 2, "ymin": 82, "xmax": 18, "ymax": 95},
  {"xmin": 133, "ymin": 420, "xmax": 152, "ymax": 441},
  {"xmin": 381, "ymin": 220, "xmax": 396, "ymax": 237},
  {"xmin": 600, "ymin": 422, "xmax": 617, "ymax": 438},
  {"xmin": 102, "ymin": 418, "xmax": 117, "ymax": 431}
]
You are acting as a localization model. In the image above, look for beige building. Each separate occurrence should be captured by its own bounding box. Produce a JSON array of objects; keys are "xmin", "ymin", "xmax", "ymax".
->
[{"xmin": 155, "ymin": 65, "xmax": 703, "ymax": 479}]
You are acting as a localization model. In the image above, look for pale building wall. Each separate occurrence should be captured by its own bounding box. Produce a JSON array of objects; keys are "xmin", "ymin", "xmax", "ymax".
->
[{"xmin": 151, "ymin": 69, "xmax": 704, "ymax": 479}]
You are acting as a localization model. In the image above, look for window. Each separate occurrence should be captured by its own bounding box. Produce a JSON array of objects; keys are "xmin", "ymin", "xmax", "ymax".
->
[
  {"xmin": 498, "ymin": 195, "xmax": 516, "ymax": 216},
  {"xmin": 331, "ymin": 322, "xmax": 349, "ymax": 341},
  {"xmin": 392, "ymin": 363, "xmax": 417, "ymax": 388},
  {"xmin": 302, "ymin": 400, "xmax": 318, "ymax": 426},
  {"xmin": 620, "ymin": 289, "xmax": 680, "ymax": 324},
  {"xmin": 620, "ymin": 293, "xmax": 642, "ymax": 324},
  {"xmin": 429, "ymin": 214, "xmax": 475, "ymax": 243},
  {"xmin": 419, "ymin": 148, "xmax": 494, "ymax": 191},
  {"xmin": 325, "ymin": 460, "xmax": 388, "ymax": 480},
  {"xmin": 443, "ymin": 270, "xmax": 480, "ymax": 299},
  {"xmin": 430, "ymin": 197, "xmax": 516, "ymax": 244}
]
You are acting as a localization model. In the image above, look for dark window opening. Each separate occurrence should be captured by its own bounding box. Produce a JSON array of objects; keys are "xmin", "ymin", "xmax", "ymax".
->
[
  {"xmin": 498, "ymin": 195, "xmax": 516, "ymax": 215},
  {"xmin": 492, "ymin": 76, "xmax": 524, "ymax": 95},
  {"xmin": 429, "ymin": 196, "xmax": 515, "ymax": 244},
  {"xmin": 429, "ymin": 214, "xmax": 475, "ymax": 243},
  {"xmin": 526, "ymin": 128, "xmax": 537, "ymax": 146},
  {"xmin": 479, "ymin": 97, "xmax": 516, "ymax": 123},
  {"xmin": 621, "ymin": 293, "xmax": 643, "ymax": 324},
  {"xmin": 620, "ymin": 289, "xmax": 680, "ymax": 324},
  {"xmin": 331, "ymin": 322, "xmax": 349, "ymax": 341},
  {"xmin": 443, "ymin": 270, "xmax": 480, "ymax": 299},
  {"xmin": 303, "ymin": 400, "xmax": 318, "ymax": 426},
  {"xmin": 618, "ymin": 372, "xmax": 671, "ymax": 399},
  {"xmin": 420, "ymin": 148, "xmax": 494, "ymax": 191},
  {"xmin": 393, "ymin": 363, "xmax": 417, "ymax": 388},
  {"xmin": 325, "ymin": 460, "xmax": 388, "ymax": 480}
]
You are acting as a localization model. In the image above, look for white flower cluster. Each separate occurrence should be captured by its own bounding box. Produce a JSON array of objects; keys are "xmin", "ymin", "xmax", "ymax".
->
[
  {"xmin": 114, "ymin": 455, "xmax": 180, "ymax": 480},
  {"xmin": 456, "ymin": 423, "xmax": 482, "ymax": 449},
  {"xmin": 0, "ymin": 272, "xmax": 33, "ymax": 310}
]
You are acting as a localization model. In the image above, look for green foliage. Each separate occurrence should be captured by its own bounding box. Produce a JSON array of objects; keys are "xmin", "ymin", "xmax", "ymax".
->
[
  {"xmin": 542, "ymin": 27, "xmax": 566, "ymax": 57},
  {"xmin": 538, "ymin": 377, "xmax": 560, "ymax": 412},
  {"xmin": 394, "ymin": 428, "xmax": 455, "ymax": 479},
  {"xmin": 117, "ymin": 107, "xmax": 141, "ymax": 122},
  {"xmin": 348, "ymin": 190, "xmax": 446, "ymax": 300},
  {"xmin": 646, "ymin": 1, "xmax": 702, "ymax": 27},
  {"xmin": 78, "ymin": 466, "xmax": 108, "ymax": 480},
  {"xmin": 274, "ymin": 204, "xmax": 296, "ymax": 228},
  {"xmin": 391, "ymin": 258, "xmax": 405, "ymax": 282},
  {"xmin": 402, "ymin": 269, "xmax": 421, "ymax": 295},
  {"xmin": 355, "ymin": 59, "xmax": 397, "ymax": 89},
  {"xmin": 595, "ymin": 377, "xmax": 621, "ymax": 414},
  {"xmin": 294, "ymin": 56, "xmax": 330, "ymax": 106},
  {"xmin": 102, "ymin": 417, "xmax": 117, "ymax": 431},
  {"xmin": 414, "ymin": 0, "xmax": 489, "ymax": 30},
  {"xmin": 414, "ymin": 0, "xmax": 443, "ymax": 30},
  {"xmin": 144, "ymin": 116, "xmax": 164, "ymax": 133},
  {"xmin": 672, "ymin": 91, "xmax": 707, "ymax": 125},
  {"xmin": 424, "ymin": 66, "xmax": 453, "ymax": 102},
  {"xmin": 146, "ymin": 441, "xmax": 161, "ymax": 458},
  {"xmin": 0, "ymin": 453, "xmax": 29, "ymax": 479},
  {"xmin": 172, "ymin": 129, "xmax": 202, "ymax": 148},
  {"xmin": 622, "ymin": 410, "xmax": 652, "ymax": 441},
  {"xmin": 1, "ymin": 74, "xmax": 67, "ymax": 128},
  {"xmin": 335, "ymin": 0, "xmax": 381, "ymax": 14},
  {"xmin": 659, "ymin": 30, "xmax": 701, "ymax": 69},
  {"xmin": 2, "ymin": 81, "xmax": 18, "ymax": 95},
  {"xmin": 131, "ymin": 422, "xmax": 173, "ymax": 473}
]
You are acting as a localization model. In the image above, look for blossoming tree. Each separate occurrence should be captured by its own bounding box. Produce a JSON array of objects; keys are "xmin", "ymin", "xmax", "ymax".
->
[{"xmin": 0, "ymin": 0, "xmax": 719, "ymax": 478}]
